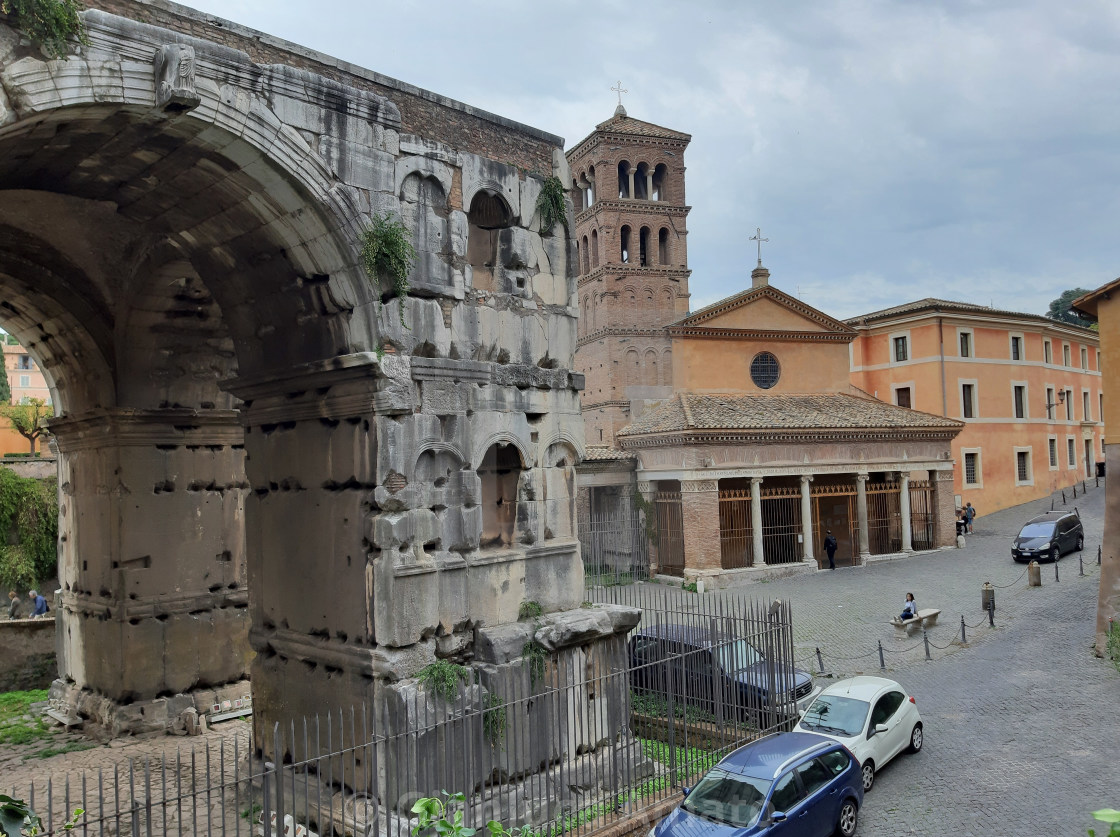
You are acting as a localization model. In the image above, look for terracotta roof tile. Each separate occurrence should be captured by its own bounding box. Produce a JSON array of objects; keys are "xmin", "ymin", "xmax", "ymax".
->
[
  {"xmin": 617, "ymin": 392, "xmax": 961, "ymax": 436},
  {"xmin": 582, "ymin": 446, "xmax": 636, "ymax": 461},
  {"xmin": 593, "ymin": 114, "xmax": 691, "ymax": 142},
  {"xmin": 847, "ymin": 298, "xmax": 1096, "ymax": 333}
]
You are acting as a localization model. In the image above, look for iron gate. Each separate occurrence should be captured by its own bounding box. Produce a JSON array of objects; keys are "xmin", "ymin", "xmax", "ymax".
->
[{"xmin": 718, "ymin": 488, "xmax": 754, "ymax": 569}]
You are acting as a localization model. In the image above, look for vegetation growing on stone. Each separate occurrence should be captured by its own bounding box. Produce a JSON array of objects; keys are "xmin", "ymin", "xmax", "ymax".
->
[
  {"xmin": 522, "ymin": 639, "xmax": 548, "ymax": 685},
  {"xmin": 417, "ymin": 660, "xmax": 469, "ymax": 703},
  {"xmin": 482, "ymin": 692, "xmax": 506, "ymax": 746},
  {"xmin": 359, "ymin": 212, "xmax": 416, "ymax": 328},
  {"xmin": 1, "ymin": 0, "xmax": 89, "ymax": 59},
  {"xmin": 535, "ymin": 176, "xmax": 567, "ymax": 234},
  {"xmin": 0, "ymin": 469, "xmax": 57, "ymax": 591},
  {"xmin": 517, "ymin": 600, "xmax": 543, "ymax": 621}
]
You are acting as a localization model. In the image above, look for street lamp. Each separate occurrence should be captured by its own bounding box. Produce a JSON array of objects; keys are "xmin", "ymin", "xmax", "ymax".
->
[{"xmin": 1044, "ymin": 389, "xmax": 1066, "ymax": 419}]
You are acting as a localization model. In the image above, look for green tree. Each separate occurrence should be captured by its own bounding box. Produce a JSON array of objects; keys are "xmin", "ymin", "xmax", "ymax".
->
[
  {"xmin": 0, "ymin": 469, "xmax": 57, "ymax": 590},
  {"xmin": 1046, "ymin": 288, "xmax": 1093, "ymax": 328},
  {"xmin": 0, "ymin": 398, "xmax": 49, "ymax": 454},
  {"xmin": 0, "ymin": 370, "xmax": 10, "ymax": 406}
]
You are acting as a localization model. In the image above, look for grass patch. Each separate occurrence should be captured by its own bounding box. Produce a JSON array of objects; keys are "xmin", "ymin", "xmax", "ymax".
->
[
  {"xmin": 31, "ymin": 741, "xmax": 95, "ymax": 760},
  {"xmin": 0, "ymin": 689, "xmax": 52, "ymax": 748}
]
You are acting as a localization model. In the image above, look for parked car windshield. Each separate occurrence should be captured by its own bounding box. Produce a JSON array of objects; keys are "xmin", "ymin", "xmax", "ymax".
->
[
  {"xmin": 1018, "ymin": 522, "xmax": 1056, "ymax": 538},
  {"xmin": 799, "ymin": 694, "xmax": 869, "ymax": 737},
  {"xmin": 682, "ymin": 767, "xmax": 769, "ymax": 827},
  {"xmin": 714, "ymin": 639, "xmax": 765, "ymax": 674}
]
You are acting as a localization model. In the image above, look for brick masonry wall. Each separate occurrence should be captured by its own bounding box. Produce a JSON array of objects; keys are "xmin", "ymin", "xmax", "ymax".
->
[
  {"xmin": 77, "ymin": 1, "xmax": 558, "ymax": 174},
  {"xmin": 0, "ymin": 619, "xmax": 56, "ymax": 691}
]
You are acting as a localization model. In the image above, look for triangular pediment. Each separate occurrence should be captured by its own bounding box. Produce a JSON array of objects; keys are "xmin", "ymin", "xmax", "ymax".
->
[{"xmin": 672, "ymin": 284, "xmax": 855, "ymax": 336}]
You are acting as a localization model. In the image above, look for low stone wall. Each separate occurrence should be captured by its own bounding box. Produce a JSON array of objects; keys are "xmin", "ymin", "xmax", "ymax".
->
[
  {"xmin": 0, "ymin": 456, "xmax": 57, "ymax": 479},
  {"xmin": 0, "ymin": 618, "xmax": 56, "ymax": 691}
]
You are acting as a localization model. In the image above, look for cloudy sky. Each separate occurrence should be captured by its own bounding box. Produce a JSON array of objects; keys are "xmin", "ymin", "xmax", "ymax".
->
[{"xmin": 183, "ymin": 0, "xmax": 1120, "ymax": 319}]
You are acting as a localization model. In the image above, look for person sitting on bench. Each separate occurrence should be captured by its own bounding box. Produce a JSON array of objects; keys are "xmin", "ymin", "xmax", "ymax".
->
[{"xmin": 899, "ymin": 592, "xmax": 917, "ymax": 621}]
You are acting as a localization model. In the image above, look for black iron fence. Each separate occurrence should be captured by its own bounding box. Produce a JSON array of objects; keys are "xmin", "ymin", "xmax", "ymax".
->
[{"xmin": 4, "ymin": 591, "xmax": 800, "ymax": 837}]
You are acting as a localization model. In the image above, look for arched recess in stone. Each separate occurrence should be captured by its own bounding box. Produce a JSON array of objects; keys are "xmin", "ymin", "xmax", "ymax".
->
[
  {"xmin": 466, "ymin": 189, "xmax": 512, "ymax": 293},
  {"xmin": 541, "ymin": 440, "xmax": 579, "ymax": 540},
  {"xmin": 476, "ymin": 442, "xmax": 524, "ymax": 550},
  {"xmin": 413, "ymin": 445, "xmax": 476, "ymax": 555},
  {"xmin": 400, "ymin": 172, "xmax": 452, "ymax": 296}
]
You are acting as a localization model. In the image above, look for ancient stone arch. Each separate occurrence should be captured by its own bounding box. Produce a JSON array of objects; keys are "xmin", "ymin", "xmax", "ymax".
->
[{"xmin": 0, "ymin": 5, "xmax": 632, "ymax": 757}]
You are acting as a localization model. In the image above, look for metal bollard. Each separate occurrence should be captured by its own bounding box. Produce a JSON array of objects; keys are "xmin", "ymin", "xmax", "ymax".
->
[
  {"xmin": 1096, "ymin": 475, "xmax": 1100, "ymax": 488},
  {"xmin": 923, "ymin": 630, "xmax": 932, "ymax": 661},
  {"xmin": 1055, "ymin": 558, "xmax": 1060, "ymax": 583},
  {"xmin": 878, "ymin": 640, "xmax": 885, "ymax": 670},
  {"xmin": 988, "ymin": 598, "xmax": 995, "ymax": 626},
  {"xmin": 1050, "ymin": 497, "xmax": 1055, "ymax": 511},
  {"xmin": 1083, "ymin": 480, "xmax": 1087, "ymax": 493},
  {"xmin": 1073, "ymin": 484, "xmax": 1078, "ymax": 498},
  {"xmin": 1062, "ymin": 490, "xmax": 1067, "ymax": 504},
  {"xmin": 1080, "ymin": 555, "xmax": 1085, "ymax": 577},
  {"xmin": 1099, "ymin": 545, "xmax": 1103, "ymax": 565},
  {"xmin": 960, "ymin": 615, "xmax": 967, "ymax": 644},
  {"xmin": 816, "ymin": 646, "xmax": 826, "ymax": 675}
]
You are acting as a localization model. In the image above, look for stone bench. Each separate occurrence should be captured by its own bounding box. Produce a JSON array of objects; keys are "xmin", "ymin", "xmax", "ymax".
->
[{"xmin": 890, "ymin": 608, "xmax": 941, "ymax": 634}]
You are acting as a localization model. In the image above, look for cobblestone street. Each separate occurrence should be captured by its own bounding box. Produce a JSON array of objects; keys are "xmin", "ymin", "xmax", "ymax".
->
[{"xmin": 722, "ymin": 482, "xmax": 1119, "ymax": 835}]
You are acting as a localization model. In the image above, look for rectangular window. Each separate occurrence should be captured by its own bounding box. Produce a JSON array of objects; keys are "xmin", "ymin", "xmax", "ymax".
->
[
  {"xmin": 1046, "ymin": 387, "xmax": 1055, "ymax": 420},
  {"xmin": 1063, "ymin": 344, "xmax": 1071, "ymax": 366},
  {"xmin": 1097, "ymin": 350, "xmax": 1101, "ymax": 370},
  {"xmin": 1048, "ymin": 438, "xmax": 1058, "ymax": 468},
  {"xmin": 1013, "ymin": 385, "xmax": 1026, "ymax": 419},
  {"xmin": 1065, "ymin": 390, "xmax": 1073, "ymax": 421},
  {"xmin": 1068, "ymin": 438, "xmax": 1076, "ymax": 467},
  {"xmin": 962, "ymin": 384, "xmax": 975, "ymax": 419},
  {"xmin": 1016, "ymin": 450, "xmax": 1031, "ymax": 483},
  {"xmin": 16, "ymin": 356, "xmax": 31, "ymax": 370},
  {"xmin": 959, "ymin": 332, "xmax": 972, "ymax": 357},
  {"xmin": 1083, "ymin": 391, "xmax": 1091, "ymax": 421},
  {"xmin": 895, "ymin": 387, "xmax": 912, "ymax": 408},
  {"xmin": 1101, "ymin": 393, "xmax": 1105, "ymax": 423},
  {"xmin": 893, "ymin": 336, "xmax": 908, "ymax": 362},
  {"xmin": 1044, "ymin": 340, "xmax": 1052, "ymax": 364},
  {"xmin": 18, "ymin": 375, "xmax": 29, "ymax": 388},
  {"xmin": 964, "ymin": 452, "xmax": 978, "ymax": 485},
  {"xmin": 1011, "ymin": 335, "xmax": 1023, "ymax": 361},
  {"xmin": 1081, "ymin": 347, "xmax": 1088, "ymax": 369}
]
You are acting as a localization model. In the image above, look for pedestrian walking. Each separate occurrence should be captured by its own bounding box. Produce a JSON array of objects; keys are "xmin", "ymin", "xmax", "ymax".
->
[
  {"xmin": 28, "ymin": 589, "xmax": 48, "ymax": 618},
  {"xmin": 7, "ymin": 590, "xmax": 21, "ymax": 620},
  {"xmin": 823, "ymin": 529, "xmax": 838, "ymax": 570},
  {"xmin": 965, "ymin": 502, "xmax": 976, "ymax": 534}
]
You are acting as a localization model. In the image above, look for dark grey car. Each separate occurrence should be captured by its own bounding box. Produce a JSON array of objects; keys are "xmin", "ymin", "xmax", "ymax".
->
[
  {"xmin": 629, "ymin": 623, "xmax": 817, "ymax": 727},
  {"xmin": 1011, "ymin": 510, "xmax": 1084, "ymax": 562}
]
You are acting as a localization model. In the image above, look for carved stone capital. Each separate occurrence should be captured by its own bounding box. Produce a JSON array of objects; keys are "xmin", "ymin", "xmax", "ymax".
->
[
  {"xmin": 856, "ymin": 472, "xmax": 870, "ymax": 483},
  {"xmin": 636, "ymin": 481, "xmax": 655, "ymax": 494},
  {"xmin": 681, "ymin": 479, "xmax": 718, "ymax": 493},
  {"xmin": 750, "ymin": 476, "xmax": 763, "ymax": 487}
]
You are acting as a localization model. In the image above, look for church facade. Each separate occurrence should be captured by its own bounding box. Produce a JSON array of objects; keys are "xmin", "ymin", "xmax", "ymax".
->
[{"xmin": 569, "ymin": 110, "xmax": 962, "ymax": 586}]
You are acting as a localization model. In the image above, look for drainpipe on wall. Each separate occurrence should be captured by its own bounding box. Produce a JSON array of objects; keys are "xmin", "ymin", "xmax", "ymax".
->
[{"xmin": 938, "ymin": 315, "xmax": 948, "ymax": 416}]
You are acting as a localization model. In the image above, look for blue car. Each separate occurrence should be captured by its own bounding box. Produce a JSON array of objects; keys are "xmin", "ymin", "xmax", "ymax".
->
[{"xmin": 652, "ymin": 732, "xmax": 862, "ymax": 837}]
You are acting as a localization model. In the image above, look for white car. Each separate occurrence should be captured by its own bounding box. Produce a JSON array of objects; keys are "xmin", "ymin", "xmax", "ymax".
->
[{"xmin": 793, "ymin": 675, "xmax": 923, "ymax": 792}]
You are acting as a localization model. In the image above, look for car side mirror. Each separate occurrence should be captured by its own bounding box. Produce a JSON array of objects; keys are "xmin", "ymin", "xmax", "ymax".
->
[
  {"xmin": 875, "ymin": 723, "xmax": 888, "ymax": 733},
  {"xmin": 771, "ymin": 812, "xmax": 788, "ymax": 824},
  {"xmin": 681, "ymin": 786, "xmax": 690, "ymax": 798}
]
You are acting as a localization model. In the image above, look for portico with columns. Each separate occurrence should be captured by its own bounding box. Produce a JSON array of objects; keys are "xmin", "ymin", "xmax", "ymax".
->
[{"xmin": 614, "ymin": 262, "xmax": 962, "ymax": 585}]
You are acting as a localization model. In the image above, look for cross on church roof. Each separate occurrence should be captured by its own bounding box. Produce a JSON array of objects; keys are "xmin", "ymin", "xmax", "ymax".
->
[
  {"xmin": 749, "ymin": 227, "xmax": 769, "ymax": 267},
  {"xmin": 611, "ymin": 80, "xmax": 628, "ymax": 107}
]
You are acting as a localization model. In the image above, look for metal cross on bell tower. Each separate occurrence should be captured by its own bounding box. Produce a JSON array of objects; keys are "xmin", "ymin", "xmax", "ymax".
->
[
  {"xmin": 749, "ymin": 227, "xmax": 769, "ymax": 267},
  {"xmin": 611, "ymin": 80, "xmax": 628, "ymax": 107}
]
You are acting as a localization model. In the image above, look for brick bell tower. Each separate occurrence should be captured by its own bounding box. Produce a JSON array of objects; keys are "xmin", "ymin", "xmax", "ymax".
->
[{"xmin": 567, "ymin": 103, "xmax": 692, "ymax": 447}]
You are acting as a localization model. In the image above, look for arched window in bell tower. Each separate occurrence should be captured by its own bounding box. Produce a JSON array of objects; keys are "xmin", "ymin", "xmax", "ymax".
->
[
  {"xmin": 591, "ymin": 229, "xmax": 600, "ymax": 266},
  {"xmin": 653, "ymin": 164, "xmax": 668, "ymax": 202},
  {"xmin": 639, "ymin": 226, "xmax": 651, "ymax": 266},
  {"xmin": 587, "ymin": 165, "xmax": 596, "ymax": 205},
  {"xmin": 618, "ymin": 161, "xmax": 631, "ymax": 199},
  {"xmin": 620, "ymin": 225, "xmax": 631, "ymax": 263},
  {"xmin": 580, "ymin": 236, "xmax": 589, "ymax": 275},
  {"xmin": 635, "ymin": 162, "xmax": 649, "ymax": 200},
  {"xmin": 658, "ymin": 227, "xmax": 670, "ymax": 265}
]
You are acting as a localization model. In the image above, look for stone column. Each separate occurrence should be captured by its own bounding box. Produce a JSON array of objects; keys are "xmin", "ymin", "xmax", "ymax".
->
[
  {"xmin": 646, "ymin": 172, "xmax": 654, "ymax": 200},
  {"xmin": 681, "ymin": 479, "xmax": 722, "ymax": 574},
  {"xmin": 856, "ymin": 472, "xmax": 871, "ymax": 562},
  {"xmin": 637, "ymin": 480, "xmax": 657, "ymax": 574},
  {"xmin": 800, "ymin": 474, "xmax": 814, "ymax": 563},
  {"xmin": 930, "ymin": 469, "xmax": 957, "ymax": 548},
  {"xmin": 628, "ymin": 170, "xmax": 636, "ymax": 199},
  {"xmin": 50, "ymin": 409, "xmax": 250, "ymax": 731},
  {"xmin": 899, "ymin": 472, "xmax": 913, "ymax": 553},
  {"xmin": 750, "ymin": 477, "xmax": 765, "ymax": 566}
]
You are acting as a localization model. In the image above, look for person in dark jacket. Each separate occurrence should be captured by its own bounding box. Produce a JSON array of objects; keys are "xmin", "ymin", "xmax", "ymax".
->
[
  {"xmin": 28, "ymin": 589, "xmax": 48, "ymax": 617},
  {"xmin": 823, "ymin": 530, "xmax": 838, "ymax": 570},
  {"xmin": 7, "ymin": 591, "xmax": 21, "ymax": 619}
]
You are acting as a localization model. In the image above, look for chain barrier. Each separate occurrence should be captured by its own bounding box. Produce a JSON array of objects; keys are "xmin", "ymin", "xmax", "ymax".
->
[{"xmin": 809, "ymin": 539, "xmax": 1102, "ymax": 675}]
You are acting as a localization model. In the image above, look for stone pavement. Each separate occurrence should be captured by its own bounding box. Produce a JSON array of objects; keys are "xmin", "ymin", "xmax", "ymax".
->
[{"xmin": 635, "ymin": 481, "xmax": 1119, "ymax": 836}]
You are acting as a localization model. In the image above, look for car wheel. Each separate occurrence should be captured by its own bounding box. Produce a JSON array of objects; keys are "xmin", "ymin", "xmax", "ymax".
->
[
  {"xmin": 1077, "ymin": 535, "xmax": 1084, "ymax": 551},
  {"xmin": 860, "ymin": 760, "xmax": 875, "ymax": 792},
  {"xmin": 908, "ymin": 722, "xmax": 923, "ymax": 753},
  {"xmin": 1050, "ymin": 545, "xmax": 1060, "ymax": 562},
  {"xmin": 834, "ymin": 798, "xmax": 858, "ymax": 837}
]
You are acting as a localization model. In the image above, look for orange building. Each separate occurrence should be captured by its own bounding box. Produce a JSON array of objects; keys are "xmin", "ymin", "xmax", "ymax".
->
[
  {"xmin": 3, "ymin": 338, "xmax": 51, "ymax": 405},
  {"xmin": 848, "ymin": 300, "xmax": 1103, "ymax": 517}
]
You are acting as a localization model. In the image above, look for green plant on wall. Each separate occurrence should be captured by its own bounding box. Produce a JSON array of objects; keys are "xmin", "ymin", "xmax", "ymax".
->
[
  {"xmin": 359, "ymin": 212, "xmax": 416, "ymax": 328},
  {"xmin": 0, "ymin": 470, "xmax": 57, "ymax": 591},
  {"xmin": 1, "ymin": 0, "xmax": 88, "ymax": 60},
  {"xmin": 417, "ymin": 660, "xmax": 469, "ymax": 703},
  {"xmin": 522, "ymin": 639, "xmax": 549, "ymax": 685},
  {"xmin": 482, "ymin": 692, "xmax": 506, "ymax": 747},
  {"xmin": 534, "ymin": 176, "xmax": 567, "ymax": 235}
]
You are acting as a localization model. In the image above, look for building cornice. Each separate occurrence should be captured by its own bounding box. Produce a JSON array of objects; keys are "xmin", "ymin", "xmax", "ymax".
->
[
  {"xmin": 618, "ymin": 427, "xmax": 962, "ymax": 449},
  {"xmin": 666, "ymin": 326, "xmax": 855, "ymax": 344},
  {"xmin": 576, "ymin": 327, "xmax": 671, "ymax": 348},
  {"xmin": 577, "ymin": 264, "xmax": 692, "ymax": 288},
  {"xmin": 575, "ymin": 200, "xmax": 691, "ymax": 227}
]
